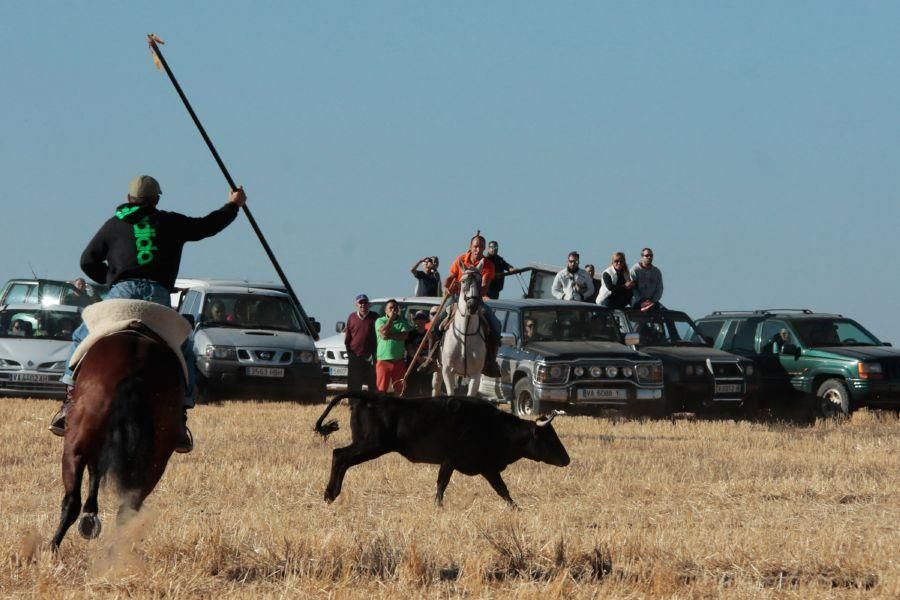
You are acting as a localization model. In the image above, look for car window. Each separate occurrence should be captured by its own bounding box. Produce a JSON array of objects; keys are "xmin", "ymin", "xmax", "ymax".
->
[
  {"xmin": 759, "ymin": 319, "xmax": 791, "ymax": 354},
  {"xmin": 504, "ymin": 311, "xmax": 521, "ymax": 338},
  {"xmin": 39, "ymin": 283, "xmax": 69, "ymax": 305},
  {"xmin": 3, "ymin": 283, "xmax": 35, "ymax": 305},
  {"xmin": 198, "ymin": 293, "xmax": 306, "ymax": 332},
  {"xmin": 723, "ymin": 319, "xmax": 756, "ymax": 354},
  {"xmin": 493, "ymin": 309, "xmax": 508, "ymax": 331},
  {"xmin": 790, "ymin": 318, "xmax": 881, "ymax": 347},
  {"xmin": 696, "ymin": 320, "xmax": 724, "ymax": 344},
  {"xmin": 0, "ymin": 308, "xmax": 81, "ymax": 340}
]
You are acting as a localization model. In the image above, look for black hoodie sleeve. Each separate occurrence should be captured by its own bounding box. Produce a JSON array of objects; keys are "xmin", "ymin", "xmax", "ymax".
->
[
  {"xmin": 171, "ymin": 203, "xmax": 240, "ymax": 243},
  {"xmin": 80, "ymin": 222, "xmax": 112, "ymax": 284}
]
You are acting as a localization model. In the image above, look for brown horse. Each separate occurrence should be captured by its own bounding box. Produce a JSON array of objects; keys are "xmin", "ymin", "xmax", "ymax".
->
[{"xmin": 50, "ymin": 328, "xmax": 184, "ymax": 550}]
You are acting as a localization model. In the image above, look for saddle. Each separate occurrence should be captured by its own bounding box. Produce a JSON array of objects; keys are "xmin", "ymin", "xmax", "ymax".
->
[{"xmin": 70, "ymin": 299, "xmax": 191, "ymax": 382}]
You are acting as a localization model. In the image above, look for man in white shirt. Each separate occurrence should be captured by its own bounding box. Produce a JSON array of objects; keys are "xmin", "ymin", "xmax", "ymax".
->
[{"xmin": 551, "ymin": 251, "xmax": 595, "ymax": 301}]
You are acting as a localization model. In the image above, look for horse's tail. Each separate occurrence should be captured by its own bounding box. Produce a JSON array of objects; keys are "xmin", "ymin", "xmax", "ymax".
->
[
  {"xmin": 314, "ymin": 392, "xmax": 360, "ymax": 439},
  {"xmin": 97, "ymin": 376, "xmax": 154, "ymax": 493}
]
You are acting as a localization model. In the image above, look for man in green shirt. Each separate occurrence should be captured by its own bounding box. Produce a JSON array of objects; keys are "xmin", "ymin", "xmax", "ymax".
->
[{"xmin": 374, "ymin": 299, "xmax": 413, "ymax": 394}]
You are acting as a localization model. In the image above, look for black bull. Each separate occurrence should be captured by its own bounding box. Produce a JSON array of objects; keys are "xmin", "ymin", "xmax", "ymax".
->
[{"xmin": 315, "ymin": 392, "xmax": 571, "ymax": 507}]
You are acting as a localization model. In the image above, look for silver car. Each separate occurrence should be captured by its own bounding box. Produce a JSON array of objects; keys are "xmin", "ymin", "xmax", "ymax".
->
[{"xmin": 0, "ymin": 304, "xmax": 82, "ymax": 398}]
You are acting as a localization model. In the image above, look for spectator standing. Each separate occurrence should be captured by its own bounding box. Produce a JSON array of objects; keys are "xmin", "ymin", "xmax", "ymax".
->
[
  {"xmin": 411, "ymin": 256, "xmax": 442, "ymax": 297},
  {"xmin": 551, "ymin": 251, "xmax": 595, "ymax": 301},
  {"xmin": 374, "ymin": 299, "xmax": 413, "ymax": 394},
  {"xmin": 65, "ymin": 278, "xmax": 95, "ymax": 307},
  {"xmin": 344, "ymin": 294, "xmax": 378, "ymax": 392},
  {"xmin": 583, "ymin": 264, "xmax": 599, "ymax": 303},
  {"xmin": 630, "ymin": 248, "xmax": 664, "ymax": 309},
  {"xmin": 596, "ymin": 252, "xmax": 636, "ymax": 309},
  {"xmin": 485, "ymin": 240, "xmax": 514, "ymax": 300}
]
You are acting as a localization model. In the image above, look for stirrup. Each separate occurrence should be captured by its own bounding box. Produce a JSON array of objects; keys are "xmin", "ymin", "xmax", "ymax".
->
[{"xmin": 48, "ymin": 409, "xmax": 66, "ymax": 437}]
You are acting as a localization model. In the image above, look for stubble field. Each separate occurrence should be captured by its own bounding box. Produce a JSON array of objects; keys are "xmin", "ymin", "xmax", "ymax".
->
[{"xmin": 2, "ymin": 397, "xmax": 899, "ymax": 598}]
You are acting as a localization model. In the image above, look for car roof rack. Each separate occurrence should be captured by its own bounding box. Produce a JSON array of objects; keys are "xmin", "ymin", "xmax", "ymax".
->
[{"xmin": 708, "ymin": 309, "xmax": 815, "ymax": 316}]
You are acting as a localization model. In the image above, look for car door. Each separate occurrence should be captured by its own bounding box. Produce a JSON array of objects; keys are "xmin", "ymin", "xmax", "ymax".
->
[{"xmin": 756, "ymin": 319, "xmax": 803, "ymax": 405}]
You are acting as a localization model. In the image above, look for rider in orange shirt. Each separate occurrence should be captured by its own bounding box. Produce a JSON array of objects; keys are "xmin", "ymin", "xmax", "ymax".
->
[{"xmin": 443, "ymin": 233, "xmax": 502, "ymax": 378}]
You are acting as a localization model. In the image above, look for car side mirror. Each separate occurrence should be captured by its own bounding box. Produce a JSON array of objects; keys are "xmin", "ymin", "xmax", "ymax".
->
[
  {"xmin": 335, "ymin": 321, "xmax": 346, "ymax": 334},
  {"xmin": 780, "ymin": 343, "xmax": 799, "ymax": 356},
  {"xmin": 624, "ymin": 332, "xmax": 640, "ymax": 347},
  {"xmin": 309, "ymin": 318, "xmax": 321, "ymax": 334},
  {"xmin": 500, "ymin": 332, "xmax": 518, "ymax": 347}
]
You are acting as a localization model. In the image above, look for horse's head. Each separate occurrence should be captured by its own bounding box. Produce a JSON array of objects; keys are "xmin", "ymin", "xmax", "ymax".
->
[{"xmin": 458, "ymin": 261, "xmax": 483, "ymax": 312}]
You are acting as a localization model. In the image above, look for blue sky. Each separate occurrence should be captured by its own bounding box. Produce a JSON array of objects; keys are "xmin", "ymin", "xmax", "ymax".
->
[{"xmin": 2, "ymin": 3, "xmax": 898, "ymax": 341}]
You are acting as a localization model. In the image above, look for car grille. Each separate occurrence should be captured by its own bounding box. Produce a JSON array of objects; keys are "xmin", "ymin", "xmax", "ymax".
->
[
  {"xmin": 237, "ymin": 349, "xmax": 293, "ymax": 364},
  {"xmin": 709, "ymin": 361, "xmax": 742, "ymax": 379}
]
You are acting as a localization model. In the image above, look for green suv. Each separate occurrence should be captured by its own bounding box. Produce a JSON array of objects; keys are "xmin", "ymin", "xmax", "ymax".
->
[{"xmin": 695, "ymin": 309, "xmax": 900, "ymax": 417}]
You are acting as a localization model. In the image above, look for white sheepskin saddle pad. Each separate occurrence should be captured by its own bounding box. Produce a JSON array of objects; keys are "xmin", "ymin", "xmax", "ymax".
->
[{"xmin": 71, "ymin": 299, "xmax": 191, "ymax": 382}]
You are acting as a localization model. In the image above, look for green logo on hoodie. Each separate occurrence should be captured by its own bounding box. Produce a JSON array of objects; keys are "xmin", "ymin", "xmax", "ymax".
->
[{"xmin": 134, "ymin": 217, "xmax": 158, "ymax": 265}]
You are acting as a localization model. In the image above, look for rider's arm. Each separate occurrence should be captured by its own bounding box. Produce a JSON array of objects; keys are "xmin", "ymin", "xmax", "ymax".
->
[{"xmin": 80, "ymin": 224, "xmax": 111, "ymax": 284}]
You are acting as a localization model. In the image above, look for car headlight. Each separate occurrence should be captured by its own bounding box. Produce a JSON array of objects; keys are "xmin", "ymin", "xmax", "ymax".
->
[
  {"xmin": 573, "ymin": 367, "xmax": 584, "ymax": 377},
  {"xmin": 316, "ymin": 348, "xmax": 326, "ymax": 359},
  {"xmin": 858, "ymin": 362, "xmax": 883, "ymax": 379},
  {"xmin": 204, "ymin": 345, "xmax": 237, "ymax": 360},
  {"xmin": 535, "ymin": 364, "xmax": 570, "ymax": 384},
  {"xmin": 590, "ymin": 366, "xmax": 603, "ymax": 378},
  {"xmin": 744, "ymin": 364, "xmax": 755, "ymax": 377},
  {"xmin": 621, "ymin": 366, "xmax": 634, "ymax": 378},
  {"xmin": 637, "ymin": 363, "xmax": 663, "ymax": 383},
  {"xmin": 299, "ymin": 351, "xmax": 316, "ymax": 363},
  {"xmin": 39, "ymin": 361, "xmax": 67, "ymax": 371},
  {"xmin": 605, "ymin": 366, "xmax": 619, "ymax": 378}
]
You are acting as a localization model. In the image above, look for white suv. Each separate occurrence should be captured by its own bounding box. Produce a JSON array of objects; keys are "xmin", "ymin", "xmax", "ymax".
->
[{"xmin": 178, "ymin": 280, "xmax": 326, "ymax": 403}]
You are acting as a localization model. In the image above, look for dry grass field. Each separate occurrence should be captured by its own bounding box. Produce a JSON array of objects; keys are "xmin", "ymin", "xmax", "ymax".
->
[{"xmin": 2, "ymin": 397, "xmax": 899, "ymax": 598}]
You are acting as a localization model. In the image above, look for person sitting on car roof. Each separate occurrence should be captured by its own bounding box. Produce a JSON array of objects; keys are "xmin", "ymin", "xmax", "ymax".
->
[
  {"xmin": 630, "ymin": 248, "xmax": 664, "ymax": 310},
  {"xmin": 551, "ymin": 251, "xmax": 595, "ymax": 302},
  {"xmin": 49, "ymin": 174, "xmax": 247, "ymax": 454},
  {"xmin": 596, "ymin": 252, "xmax": 636, "ymax": 310}
]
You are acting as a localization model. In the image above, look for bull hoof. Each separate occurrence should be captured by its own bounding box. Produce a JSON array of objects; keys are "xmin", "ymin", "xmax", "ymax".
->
[
  {"xmin": 324, "ymin": 491, "xmax": 335, "ymax": 504},
  {"xmin": 78, "ymin": 513, "xmax": 101, "ymax": 539}
]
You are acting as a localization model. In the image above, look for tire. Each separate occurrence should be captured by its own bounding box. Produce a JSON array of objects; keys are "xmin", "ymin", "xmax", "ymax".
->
[
  {"xmin": 815, "ymin": 378, "xmax": 850, "ymax": 419},
  {"xmin": 512, "ymin": 378, "xmax": 540, "ymax": 417}
]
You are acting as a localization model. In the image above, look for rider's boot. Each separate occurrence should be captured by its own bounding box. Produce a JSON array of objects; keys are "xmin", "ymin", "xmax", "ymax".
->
[
  {"xmin": 49, "ymin": 385, "xmax": 75, "ymax": 437},
  {"xmin": 175, "ymin": 410, "xmax": 193, "ymax": 454}
]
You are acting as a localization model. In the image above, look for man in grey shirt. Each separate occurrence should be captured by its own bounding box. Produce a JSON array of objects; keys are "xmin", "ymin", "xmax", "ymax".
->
[{"xmin": 629, "ymin": 247, "xmax": 664, "ymax": 309}]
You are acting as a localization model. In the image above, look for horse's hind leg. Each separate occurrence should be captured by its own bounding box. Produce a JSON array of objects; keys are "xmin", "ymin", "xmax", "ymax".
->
[
  {"xmin": 78, "ymin": 463, "xmax": 102, "ymax": 540},
  {"xmin": 51, "ymin": 447, "xmax": 86, "ymax": 549}
]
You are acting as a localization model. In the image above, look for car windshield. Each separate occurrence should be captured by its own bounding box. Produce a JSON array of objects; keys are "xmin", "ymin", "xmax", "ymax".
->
[
  {"xmin": 789, "ymin": 318, "xmax": 881, "ymax": 347},
  {"xmin": 0, "ymin": 308, "xmax": 81, "ymax": 341},
  {"xmin": 199, "ymin": 294, "xmax": 304, "ymax": 332},
  {"xmin": 627, "ymin": 313, "xmax": 707, "ymax": 346},
  {"xmin": 521, "ymin": 307, "xmax": 619, "ymax": 342}
]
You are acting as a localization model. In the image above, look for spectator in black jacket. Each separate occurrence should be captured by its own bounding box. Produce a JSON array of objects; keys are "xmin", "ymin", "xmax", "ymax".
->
[
  {"xmin": 49, "ymin": 174, "xmax": 246, "ymax": 454},
  {"xmin": 485, "ymin": 240, "xmax": 514, "ymax": 300}
]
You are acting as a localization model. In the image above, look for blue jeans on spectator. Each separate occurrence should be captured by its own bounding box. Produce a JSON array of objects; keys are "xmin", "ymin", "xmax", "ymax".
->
[{"xmin": 60, "ymin": 279, "xmax": 196, "ymax": 408}]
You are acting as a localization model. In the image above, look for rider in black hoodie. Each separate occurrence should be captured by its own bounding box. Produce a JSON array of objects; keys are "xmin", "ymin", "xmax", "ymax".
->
[{"xmin": 50, "ymin": 175, "xmax": 246, "ymax": 452}]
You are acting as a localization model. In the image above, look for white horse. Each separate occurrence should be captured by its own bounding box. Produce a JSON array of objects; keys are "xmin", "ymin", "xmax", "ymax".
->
[{"xmin": 440, "ymin": 264, "xmax": 487, "ymax": 396}]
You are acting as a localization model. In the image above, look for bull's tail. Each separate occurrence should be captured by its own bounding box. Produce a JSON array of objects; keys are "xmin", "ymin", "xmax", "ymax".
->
[
  {"xmin": 98, "ymin": 376, "xmax": 154, "ymax": 493},
  {"xmin": 314, "ymin": 392, "xmax": 358, "ymax": 439}
]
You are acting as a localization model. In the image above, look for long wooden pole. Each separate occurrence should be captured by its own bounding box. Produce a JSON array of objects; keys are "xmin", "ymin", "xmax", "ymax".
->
[
  {"xmin": 146, "ymin": 34, "xmax": 319, "ymax": 340},
  {"xmin": 397, "ymin": 291, "xmax": 453, "ymax": 396}
]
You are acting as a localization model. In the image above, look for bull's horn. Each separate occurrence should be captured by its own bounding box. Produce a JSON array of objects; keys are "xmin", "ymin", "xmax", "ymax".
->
[{"xmin": 536, "ymin": 410, "xmax": 566, "ymax": 427}]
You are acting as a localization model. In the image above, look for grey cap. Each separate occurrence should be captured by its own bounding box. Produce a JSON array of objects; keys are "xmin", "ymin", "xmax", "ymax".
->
[{"xmin": 128, "ymin": 175, "xmax": 162, "ymax": 200}]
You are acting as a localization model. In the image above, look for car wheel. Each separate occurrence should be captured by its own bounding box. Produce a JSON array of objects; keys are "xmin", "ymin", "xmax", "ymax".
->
[
  {"xmin": 816, "ymin": 378, "xmax": 850, "ymax": 419},
  {"xmin": 512, "ymin": 378, "xmax": 540, "ymax": 417}
]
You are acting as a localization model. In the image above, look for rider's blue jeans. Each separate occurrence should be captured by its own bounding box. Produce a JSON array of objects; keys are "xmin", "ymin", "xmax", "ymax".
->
[{"xmin": 60, "ymin": 279, "xmax": 196, "ymax": 408}]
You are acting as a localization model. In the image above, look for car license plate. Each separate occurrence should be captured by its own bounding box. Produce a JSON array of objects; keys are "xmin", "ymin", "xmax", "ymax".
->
[
  {"xmin": 12, "ymin": 373, "xmax": 51, "ymax": 383},
  {"xmin": 246, "ymin": 367, "xmax": 284, "ymax": 378},
  {"xmin": 329, "ymin": 366, "xmax": 349, "ymax": 377},
  {"xmin": 578, "ymin": 388, "xmax": 627, "ymax": 400},
  {"xmin": 715, "ymin": 383, "xmax": 742, "ymax": 394}
]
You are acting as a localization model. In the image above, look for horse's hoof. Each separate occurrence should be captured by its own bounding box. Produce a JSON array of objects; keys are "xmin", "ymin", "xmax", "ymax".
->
[{"xmin": 78, "ymin": 513, "xmax": 101, "ymax": 539}]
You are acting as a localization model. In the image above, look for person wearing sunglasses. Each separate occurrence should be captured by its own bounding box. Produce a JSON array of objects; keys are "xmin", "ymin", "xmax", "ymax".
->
[
  {"xmin": 344, "ymin": 293, "xmax": 378, "ymax": 392},
  {"xmin": 595, "ymin": 252, "xmax": 636, "ymax": 309},
  {"xmin": 630, "ymin": 248, "xmax": 664, "ymax": 311},
  {"xmin": 551, "ymin": 251, "xmax": 595, "ymax": 302}
]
